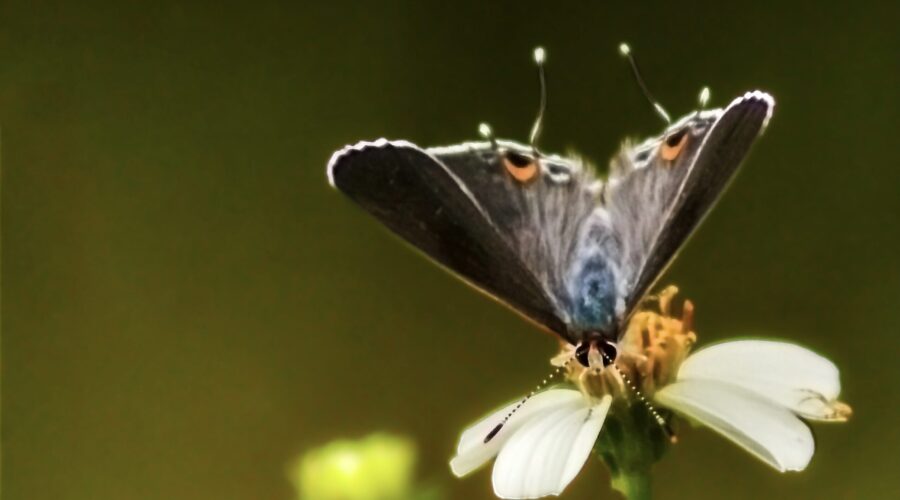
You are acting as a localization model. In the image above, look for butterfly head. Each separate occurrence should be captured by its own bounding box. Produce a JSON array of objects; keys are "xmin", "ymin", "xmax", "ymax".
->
[{"xmin": 574, "ymin": 337, "xmax": 618, "ymax": 368}]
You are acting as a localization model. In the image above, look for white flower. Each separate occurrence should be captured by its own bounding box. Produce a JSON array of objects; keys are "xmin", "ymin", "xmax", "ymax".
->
[
  {"xmin": 450, "ymin": 389, "xmax": 613, "ymax": 498},
  {"xmin": 449, "ymin": 290, "xmax": 850, "ymax": 499},
  {"xmin": 654, "ymin": 339, "xmax": 849, "ymax": 472}
]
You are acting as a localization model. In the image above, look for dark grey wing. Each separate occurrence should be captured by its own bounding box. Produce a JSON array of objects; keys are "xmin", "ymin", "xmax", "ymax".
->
[
  {"xmin": 609, "ymin": 91, "xmax": 775, "ymax": 317},
  {"xmin": 429, "ymin": 141, "xmax": 619, "ymax": 337},
  {"xmin": 327, "ymin": 139, "xmax": 569, "ymax": 337}
]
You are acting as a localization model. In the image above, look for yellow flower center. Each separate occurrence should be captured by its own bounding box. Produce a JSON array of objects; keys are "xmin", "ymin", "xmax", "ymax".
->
[{"xmin": 553, "ymin": 286, "xmax": 696, "ymax": 401}]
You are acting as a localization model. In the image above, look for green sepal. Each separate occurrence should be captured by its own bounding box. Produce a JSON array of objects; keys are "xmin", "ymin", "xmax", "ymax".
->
[{"xmin": 594, "ymin": 400, "xmax": 673, "ymax": 500}]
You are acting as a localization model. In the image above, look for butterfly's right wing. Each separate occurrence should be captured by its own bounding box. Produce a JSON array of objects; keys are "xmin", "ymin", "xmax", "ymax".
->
[{"xmin": 607, "ymin": 92, "xmax": 774, "ymax": 318}]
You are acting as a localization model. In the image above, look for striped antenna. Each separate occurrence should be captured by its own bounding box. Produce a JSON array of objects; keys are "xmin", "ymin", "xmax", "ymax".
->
[
  {"xmin": 484, "ymin": 354, "xmax": 573, "ymax": 443},
  {"xmin": 598, "ymin": 350, "xmax": 668, "ymax": 431}
]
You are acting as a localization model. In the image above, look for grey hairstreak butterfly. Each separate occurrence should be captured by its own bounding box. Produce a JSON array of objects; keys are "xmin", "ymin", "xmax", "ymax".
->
[{"xmin": 326, "ymin": 45, "xmax": 773, "ymax": 370}]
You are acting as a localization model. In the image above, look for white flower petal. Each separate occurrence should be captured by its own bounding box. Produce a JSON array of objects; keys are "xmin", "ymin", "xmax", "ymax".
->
[
  {"xmin": 450, "ymin": 389, "xmax": 584, "ymax": 477},
  {"xmin": 492, "ymin": 395, "xmax": 612, "ymax": 499},
  {"xmin": 677, "ymin": 340, "xmax": 842, "ymax": 420},
  {"xmin": 655, "ymin": 379, "xmax": 813, "ymax": 472}
]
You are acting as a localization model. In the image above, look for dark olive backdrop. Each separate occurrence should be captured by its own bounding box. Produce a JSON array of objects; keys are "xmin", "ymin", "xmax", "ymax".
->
[{"xmin": 2, "ymin": 2, "xmax": 898, "ymax": 499}]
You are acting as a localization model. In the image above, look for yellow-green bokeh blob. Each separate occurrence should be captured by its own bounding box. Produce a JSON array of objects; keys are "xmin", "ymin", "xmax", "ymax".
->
[{"xmin": 290, "ymin": 434, "xmax": 416, "ymax": 500}]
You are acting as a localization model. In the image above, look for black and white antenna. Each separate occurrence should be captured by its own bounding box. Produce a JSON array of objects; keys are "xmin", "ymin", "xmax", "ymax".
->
[
  {"xmin": 484, "ymin": 345, "xmax": 671, "ymax": 444},
  {"xmin": 619, "ymin": 43, "xmax": 671, "ymax": 125},
  {"xmin": 529, "ymin": 46, "xmax": 548, "ymax": 157},
  {"xmin": 598, "ymin": 351, "xmax": 668, "ymax": 431},
  {"xmin": 484, "ymin": 354, "xmax": 573, "ymax": 443}
]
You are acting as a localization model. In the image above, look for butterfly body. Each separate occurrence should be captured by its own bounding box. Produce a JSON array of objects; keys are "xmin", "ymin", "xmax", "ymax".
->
[{"xmin": 328, "ymin": 92, "xmax": 774, "ymax": 363}]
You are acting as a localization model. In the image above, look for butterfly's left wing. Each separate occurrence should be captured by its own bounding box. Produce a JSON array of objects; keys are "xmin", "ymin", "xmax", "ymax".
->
[
  {"xmin": 329, "ymin": 138, "xmax": 618, "ymax": 344},
  {"xmin": 607, "ymin": 91, "xmax": 774, "ymax": 317},
  {"xmin": 328, "ymin": 140, "xmax": 571, "ymax": 337}
]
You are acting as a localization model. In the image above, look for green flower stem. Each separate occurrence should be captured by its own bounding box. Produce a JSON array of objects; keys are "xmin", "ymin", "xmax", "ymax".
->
[
  {"xmin": 611, "ymin": 468, "xmax": 652, "ymax": 500},
  {"xmin": 595, "ymin": 401, "xmax": 671, "ymax": 500}
]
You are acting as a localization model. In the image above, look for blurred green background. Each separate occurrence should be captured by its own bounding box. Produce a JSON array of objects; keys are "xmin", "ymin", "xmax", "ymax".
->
[{"xmin": 2, "ymin": 1, "xmax": 898, "ymax": 499}]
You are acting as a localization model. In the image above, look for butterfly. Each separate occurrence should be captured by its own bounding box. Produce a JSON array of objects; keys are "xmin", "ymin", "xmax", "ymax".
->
[{"xmin": 326, "ymin": 49, "xmax": 773, "ymax": 369}]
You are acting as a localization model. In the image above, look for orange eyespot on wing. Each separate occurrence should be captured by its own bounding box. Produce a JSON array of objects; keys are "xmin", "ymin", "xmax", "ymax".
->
[
  {"xmin": 503, "ymin": 151, "xmax": 539, "ymax": 183},
  {"xmin": 660, "ymin": 129, "xmax": 689, "ymax": 162}
]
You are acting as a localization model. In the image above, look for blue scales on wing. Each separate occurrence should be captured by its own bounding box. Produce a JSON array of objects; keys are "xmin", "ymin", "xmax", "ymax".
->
[{"xmin": 429, "ymin": 141, "xmax": 624, "ymax": 341}]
